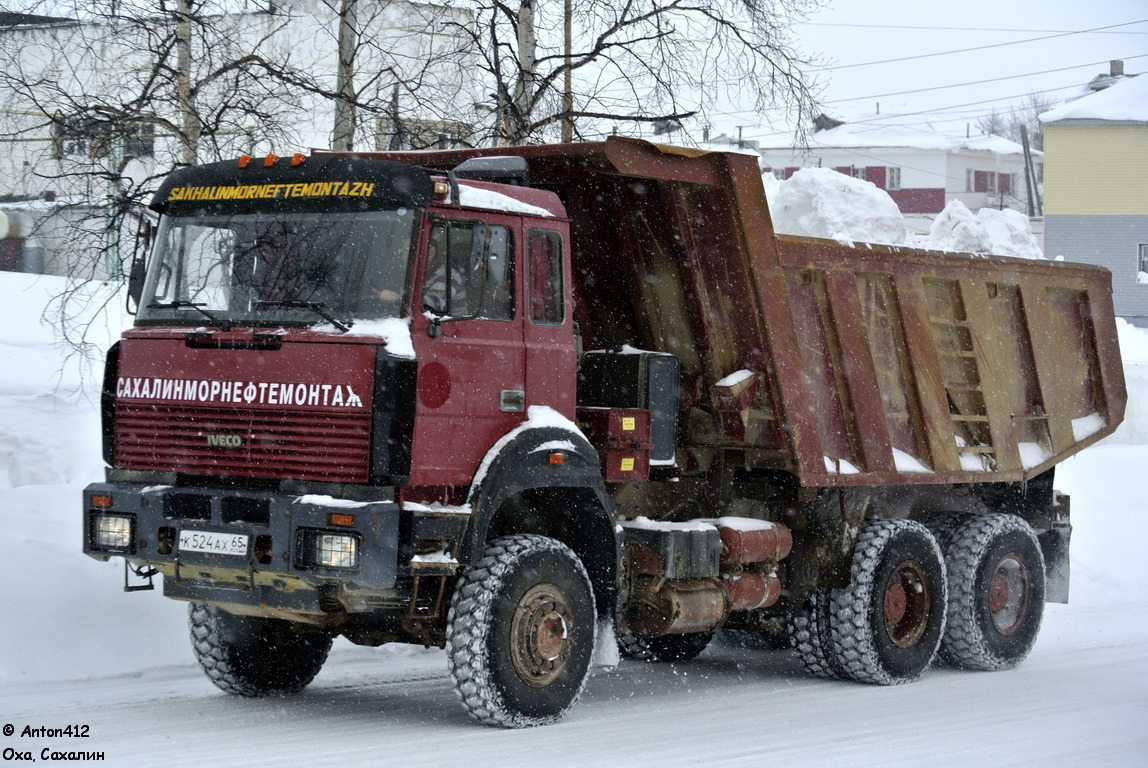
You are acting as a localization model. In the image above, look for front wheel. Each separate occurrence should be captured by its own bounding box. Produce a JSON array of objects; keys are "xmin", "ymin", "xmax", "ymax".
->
[
  {"xmin": 829, "ymin": 519, "xmax": 948, "ymax": 685},
  {"xmin": 188, "ymin": 603, "xmax": 333, "ymax": 697},
  {"xmin": 938, "ymin": 514, "xmax": 1045, "ymax": 670},
  {"xmin": 446, "ymin": 535, "xmax": 596, "ymax": 728}
]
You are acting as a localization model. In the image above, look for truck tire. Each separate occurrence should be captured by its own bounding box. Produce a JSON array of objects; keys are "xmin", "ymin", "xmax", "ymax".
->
[
  {"xmin": 790, "ymin": 588, "xmax": 843, "ymax": 679},
  {"xmin": 828, "ymin": 519, "xmax": 947, "ymax": 685},
  {"xmin": 937, "ymin": 514, "xmax": 1045, "ymax": 671},
  {"xmin": 188, "ymin": 603, "xmax": 333, "ymax": 697},
  {"xmin": 446, "ymin": 534, "xmax": 596, "ymax": 728},
  {"xmin": 617, "ymin": 629, "xmax": 713, "ymax": 662}
]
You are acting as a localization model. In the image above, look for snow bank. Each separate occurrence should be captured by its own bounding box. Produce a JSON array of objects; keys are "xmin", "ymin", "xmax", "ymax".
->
[
  {"xmin": 770, "ymin": 167, "xmax": 907, "ymax": 246},
  {"xmin": 1100, "ymin": 319, "xmax": 1148, "ymax": 445},
  {"xmin": 0, "ymin": 272, "xmax": 129, "ymax": 487}
]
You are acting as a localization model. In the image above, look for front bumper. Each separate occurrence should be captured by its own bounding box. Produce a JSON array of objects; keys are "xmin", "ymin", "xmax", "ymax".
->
[{"xmin": 82, "ymin": 481, "xmax": 400, "ymax": 615}]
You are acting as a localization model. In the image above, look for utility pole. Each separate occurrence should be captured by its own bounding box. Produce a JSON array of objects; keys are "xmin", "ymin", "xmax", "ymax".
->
[
  {"xmin": 561, "ymin": 0, "xmax": 572, "ymax": 142},
  {"xmin": 332, "ymin": 0, "xmax": 359, "ymax": 151},
  {"xmin": 175, "ymin": 0, "xmax": 198, "ymax": 165},
  {"xmin": 1020, "ymin": 124, "xmax": 1040, "ymax": 218}
]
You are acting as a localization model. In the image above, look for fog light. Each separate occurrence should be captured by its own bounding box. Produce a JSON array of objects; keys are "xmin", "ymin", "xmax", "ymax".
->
[
  {"xmin": 314, "ymin": 533, "xmax": 358, "ymax": 569},
  {"xmin": 93, "ymin": 513, "xmax": 133, "ymax": 551}
]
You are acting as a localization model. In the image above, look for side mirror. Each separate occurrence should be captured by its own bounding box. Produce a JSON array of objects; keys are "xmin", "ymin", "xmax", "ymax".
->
[
  {"xmin": 126, "ymin": 254, "xmax": 147, "ymax": 313},
  {"xmin": 126, "ymin": 218, "xmax": 153, "ymax": 315}
]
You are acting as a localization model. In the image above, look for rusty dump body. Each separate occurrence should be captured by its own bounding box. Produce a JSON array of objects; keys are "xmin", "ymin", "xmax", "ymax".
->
[{"xmin": 369, "ymin": 136, "xmax": 1126, "ymax": 489}]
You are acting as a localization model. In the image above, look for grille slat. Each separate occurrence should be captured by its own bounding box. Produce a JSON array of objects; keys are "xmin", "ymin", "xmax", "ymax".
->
[{"xmin": 114, "ymin": 403, "xmax": 372, "ymax": 483}]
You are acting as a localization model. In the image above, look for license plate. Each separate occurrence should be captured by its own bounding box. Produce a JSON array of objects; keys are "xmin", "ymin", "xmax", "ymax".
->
[{"xmin": 179, "ymin": 529, "xmax": 249, "ymax": 557}]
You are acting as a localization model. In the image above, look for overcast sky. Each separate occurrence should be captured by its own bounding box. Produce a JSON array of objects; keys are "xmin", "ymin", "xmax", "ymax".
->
[{"xmin": 726, "ymin": 0, "xmax": 1148, "ymax": 144}]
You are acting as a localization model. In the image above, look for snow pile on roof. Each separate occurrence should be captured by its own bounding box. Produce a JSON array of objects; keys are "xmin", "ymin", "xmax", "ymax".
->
[
  {"xmin": 770, "ymin": 167, "xmax": 907, "ymax": 246},
  {"xmin": 763, "ymin": 120, "xmax": 1031, "ymax": 155},
  {"xmin": 1040, "ymin": 74, "xmax": 1148, "ymax": 123}
]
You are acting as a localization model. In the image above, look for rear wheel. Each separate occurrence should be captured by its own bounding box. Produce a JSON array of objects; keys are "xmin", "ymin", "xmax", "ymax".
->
[
  {"xmin": 938, "ymin": 514, "xmax": 1045, "ymax": 670},
  {"xmin": 790, "ymin": 588, "xmax": 843, "ymax": 679},
  {"xmin": 446, "ymin": 535, "xmax": 596, "ymax": 728},
  {"xmin": 828, "ymin": 519, "xmax": 947, "ymax": 685},
  {"xmin": 188, "ymin": 603, "xmax": 333, "ymax": 697}
]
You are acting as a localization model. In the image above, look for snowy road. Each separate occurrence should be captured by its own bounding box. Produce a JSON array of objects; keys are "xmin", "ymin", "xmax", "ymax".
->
[
  {"xmin": 5, "ymin": 445, "xmax": 1148, "ymax": 767},
  {"xmin": 3, "ymin": 598, "xmax": 1147, "ymax": 767}
]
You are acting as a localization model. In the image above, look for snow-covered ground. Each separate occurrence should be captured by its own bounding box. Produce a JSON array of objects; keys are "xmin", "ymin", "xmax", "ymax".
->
[{"xmin": 2, "ymin": 259, "xmax": 1147, "ymax": 765}]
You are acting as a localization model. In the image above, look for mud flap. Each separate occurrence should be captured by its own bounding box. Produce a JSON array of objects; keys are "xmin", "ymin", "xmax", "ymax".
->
[{"xmin": 1038, "ymin": 523, "xmax": 1071, "ymax": 604}]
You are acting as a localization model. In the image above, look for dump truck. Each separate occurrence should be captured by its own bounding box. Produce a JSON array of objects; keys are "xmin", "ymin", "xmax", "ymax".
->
[{"xmin": 83, "ymin": 137, "xmax": 1125, "ymax": 727}]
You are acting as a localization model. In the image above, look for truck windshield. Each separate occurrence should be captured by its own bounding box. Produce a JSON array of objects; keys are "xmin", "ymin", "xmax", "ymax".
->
[{"xmin": 136, "ymin": 208, "xmax": 417, "ymax": 327}]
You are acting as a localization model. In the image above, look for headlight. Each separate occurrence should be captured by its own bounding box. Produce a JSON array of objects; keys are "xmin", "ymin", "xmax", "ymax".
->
[
  {"xmin": 315, "ymin": 533, "xmax": 358, "ymax": 568},
  {"xmin": 296, "ymin": 529, "xmax": 360, "ymax": 570},
  {"xmin": 91, "ymin": 513, "xmax": 134, "ymax": 552}
]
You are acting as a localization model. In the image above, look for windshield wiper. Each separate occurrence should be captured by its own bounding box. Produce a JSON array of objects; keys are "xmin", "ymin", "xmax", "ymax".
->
[
  {"xmin": 148, "ymin": 300, "xmax": 232, "ymax": 330},
  {"xmin": 254, "ymin": 300, "xmax": 351, "ymax": 333}
]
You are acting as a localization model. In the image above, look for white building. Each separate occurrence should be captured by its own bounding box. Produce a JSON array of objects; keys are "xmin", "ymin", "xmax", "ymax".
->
[
  {"xmin": 755, "ymin": 118, "xmax": 1039, "ymax": 220},
  {"xmin": 0, "ymin": 0, "xmax": 477, "ymax": 279}
]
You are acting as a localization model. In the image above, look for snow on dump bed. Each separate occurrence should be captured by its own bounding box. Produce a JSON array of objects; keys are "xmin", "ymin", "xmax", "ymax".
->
[
  {"xmin": 768, "ymin": 167, "xmax": 1045, "ymax": 260},
  {"xmin": 770, "ymin": 167, "xmax": 907, "ymax": 246}
]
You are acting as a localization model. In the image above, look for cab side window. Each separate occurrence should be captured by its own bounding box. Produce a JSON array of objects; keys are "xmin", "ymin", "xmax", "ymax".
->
[
  {"xmin": 528, "ymin": 229, "xmax": 564, "ymax": 325},
  {"xmin": 424, "ymin": 219, "xmax": 514, "ymax": 321}
]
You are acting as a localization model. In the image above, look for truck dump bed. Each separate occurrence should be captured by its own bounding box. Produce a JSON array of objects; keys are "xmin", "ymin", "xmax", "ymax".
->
[{"xmin": 367, "ymin": 137, "xmax": 1125, "ymax": 486}]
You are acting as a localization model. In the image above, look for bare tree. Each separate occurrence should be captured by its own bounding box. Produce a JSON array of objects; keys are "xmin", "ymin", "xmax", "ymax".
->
[
  {"xmin": 978, "ymin": 91, "xmax": 1056, "ymax": 151},
  {"xmin": 315, "ymin": 0, "xmax": 476, "ymax": 152},
  {"xmin": 0, "ymin": 0, "xmax": 333, "ymax": 357},
  {"xmin": 456, "ymin": 0, "xmax": 823, "ymax": 146}
]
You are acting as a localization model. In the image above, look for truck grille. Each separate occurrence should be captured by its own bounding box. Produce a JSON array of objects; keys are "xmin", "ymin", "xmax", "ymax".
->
[{"xmin": 114, "ymin": 403, "xmax": 372, "ymax": 483}]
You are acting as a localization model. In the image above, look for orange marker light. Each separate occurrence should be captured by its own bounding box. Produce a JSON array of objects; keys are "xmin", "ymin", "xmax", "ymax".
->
[
  {"xmin": 237, "ymin": 155, "xmax": 253, "ymax": 168},
  {"xmin": 91, "ymin": 494, "xmax": 114, "ymax": 508},
  {"xmin": 291, "ymin": 153, "xmax": 305, "ymax": 166},
  {"xmin": 330, "ymin": 513, "xmax": 356, "ymax": 527},
  {"xmin": 263, "ymin": 153, "xmax": 279, "ymax": 167},
  {"xmin": 548, "ymin": 452, "xmax": 565, "ymax": 466}
]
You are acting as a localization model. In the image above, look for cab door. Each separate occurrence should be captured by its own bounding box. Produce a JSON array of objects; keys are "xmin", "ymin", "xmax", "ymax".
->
[
  {"xmin": 523, "ymin": 224, "xmax": 576, "ymax": 417},
  {"xmin": 408, "ymin": 212, "xmax": 525, "ymax": 486}
]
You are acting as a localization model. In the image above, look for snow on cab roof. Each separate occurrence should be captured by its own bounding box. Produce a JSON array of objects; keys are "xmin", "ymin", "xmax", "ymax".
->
[{"xmin": 1040, "ymin": 74, "xmax": 1148, "ymax": 124}]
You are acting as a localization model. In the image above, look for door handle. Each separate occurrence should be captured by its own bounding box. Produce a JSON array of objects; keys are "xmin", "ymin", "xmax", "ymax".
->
[{"xmin": 500, "ymin": 389, "xmax": 525, "ymax": 412}]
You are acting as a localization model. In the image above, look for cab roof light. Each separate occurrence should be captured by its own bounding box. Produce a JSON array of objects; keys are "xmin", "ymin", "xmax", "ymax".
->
[
  {"xmin": 237, "ymin": 154, "xmax": 253, "ymax": 168},
  {"xmin": 548, "ymin": 452, "xmax": 565, "ymax": 466},
  {"xmin": 291, "ymin": 153, "xmax": 306, "ymax": 166},
  {"xmin": 263, "ymin": 153, "xmax": 279, "ymax": 167}
]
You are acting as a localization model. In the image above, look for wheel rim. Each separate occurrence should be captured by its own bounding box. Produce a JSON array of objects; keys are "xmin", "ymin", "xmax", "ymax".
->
[
  {"xmin": 987, "ymin": 553, "xmax": 1031, "ymax": 636},
  {"xmin": 883, "ymin": 559, "xmax": 931, "ymax": 649},
  {"xmin": 510, "ymin": 583, "xmax": 574, "ymax": 688}
]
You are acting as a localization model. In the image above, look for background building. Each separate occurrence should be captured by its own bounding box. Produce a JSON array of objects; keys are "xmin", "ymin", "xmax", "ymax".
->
[
  {"xmin": 756, "ymin": 118, "xmax": 1039, "ymax": 223},
  {"xmin": 0, "ymin": 0, "xmax": 476, "ymax": 280},
  {"xmin": 1041, "ymin": 73, "xmax": 1148, "ymax": 325}
]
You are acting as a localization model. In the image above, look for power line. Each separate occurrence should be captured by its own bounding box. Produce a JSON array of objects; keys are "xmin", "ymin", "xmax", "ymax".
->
[
  {"xmin": 825, "ymin": 53, "xmax": 1148, "ymax": 105},
  {"xmin": 740, "ymin": 83, "xmax": 1086, "ymax": 143},
  {"xmin": 817, "ymin": 19, "xmax": 1148, "ymax": 71},
  {"xmin": 802, "ymin": 21, "xmax": 1148, "ymax": 35}
]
